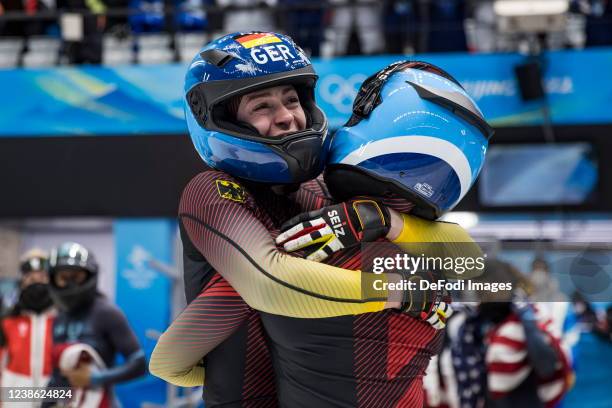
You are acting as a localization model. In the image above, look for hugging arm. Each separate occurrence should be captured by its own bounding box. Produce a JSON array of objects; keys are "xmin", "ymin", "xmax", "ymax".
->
[{"xmin": 149, "ymin": 274, "xmax": 250, "ymax": 386}]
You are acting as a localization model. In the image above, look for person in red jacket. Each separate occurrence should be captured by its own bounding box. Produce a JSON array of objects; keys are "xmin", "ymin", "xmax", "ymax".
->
[{"xmin": 0, "ymin": 249, "xmax": 55, "ymax": 388}]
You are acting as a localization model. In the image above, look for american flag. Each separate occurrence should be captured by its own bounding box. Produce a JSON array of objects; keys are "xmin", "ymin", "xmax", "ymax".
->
[
  {"xmin": 485, "ymin": 313, "xmax": 573, "ymax": 408},
  {"xmin": 451, "ymin": 313, "xmax": 488, "ymax": 408}
]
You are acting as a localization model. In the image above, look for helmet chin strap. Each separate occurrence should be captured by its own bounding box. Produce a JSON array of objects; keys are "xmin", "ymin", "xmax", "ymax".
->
[{"xmin": 281, "ymin": 134, "xmax": 324, "ymax": 181}]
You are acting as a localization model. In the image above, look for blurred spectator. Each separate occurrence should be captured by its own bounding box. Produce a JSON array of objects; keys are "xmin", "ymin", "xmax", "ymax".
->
[
  {"xmin": 0, "ymin": 249, "xmax": 55, "ymax": 389},
  {"xmin": 57, "ymin": 0, "xmax": 107, "ymax": 64},
  {"xmin": 0, "ymin": 0, "xmax": 57, "ymax": 36},
  {"xmin": 129, "ymin": 0, "xmax": 165, "ymax": 33},
  {"xmin": 575, "ymin": 0, "xmax": 612, "ymax": 46},
  {"xmin": 0, "ymin": 0, "xmax": 24, "ymax": 37},
  {"xmin": 466, "ymin": 0, "xmax": 499, "ymax": 52},
  {"xmin": 425, "ymin": 258, "xmax": 579, "ymax": 408},
  {"xmin": 453, "ymin": 260, "xmax": 573, "ymax": 408},
  {"xmin": 467, "ymin": 0, "xmax": 588, "ymax": 53},
  {"xmin": 328, "ymin": 0, "xmax": 384, "ymax": 55},
  {"xmin": 530, "ymin": 257, "xmax": 566, "ymax": 302},
  {"xmin": 280, "ymin": 0, "xmax": 323, "ymax": 57},
  {"xmin": 103, "ymin": 0, "xmax": 129, "ymax": 31},
  {"xmin": 43, "ymin": 242, "xmax": 146, "ymax": 406},
  {"xmin": 573, "ymin": 293, "xmax": 612, "ymax": 341},
  {"xmin": 217, "ymin": 0, "xmax": 277, "ymax": 33},
  {"xmin": 572, "ymin": 292, "xmax": 599, "ymax": 326},
  {"xmin": 176, "ymin": 0, "xmax": 210, "ymax": 32},
  {"xmin": 383, "ymin": 0, "xmax": 417, "ymax": 54},
  {"xmin": 595, "ymin": 305, "xmax": 612, "ymax": 341},
  {"xmin": 420, "ymin": 0, "xmax": 467, "ymax": 53}
]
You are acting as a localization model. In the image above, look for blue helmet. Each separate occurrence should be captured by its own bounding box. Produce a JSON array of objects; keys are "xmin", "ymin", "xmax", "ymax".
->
[
  {"xmin": 325, "ymin": 61, "xmax": 493, "ymax": 220},
  {"xmin": 185, "ymin": 32, "xmax": 328, "ymax": 184}
]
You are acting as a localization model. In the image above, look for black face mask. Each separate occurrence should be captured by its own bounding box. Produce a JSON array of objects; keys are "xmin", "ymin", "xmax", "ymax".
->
[
  {"xmin": 19, "ymin": 283, "xmax": 53, "ymax": 313},
  {"xmin": 49, "ymin": 277, "xmax": 97, "ymax": 314}
]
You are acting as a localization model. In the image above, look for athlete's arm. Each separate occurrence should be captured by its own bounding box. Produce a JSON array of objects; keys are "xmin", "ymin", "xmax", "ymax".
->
[
  {"xmin": 149, "ymin": 274, "xmax": 251, "ymax": 386},
  {"xmin": 512, "ymin": 302, "xmax": 561, "ymax": 378},
  {"xmin": 179, "ymin": 171, "xmax": 390, "ymax": 318},
  {"xmin": 90, "ymin": 306, "xmax": 146, "ymax": 386},
  {"xmin": 278, "ymin": 205, "xmax": 483, "ymax": 274},
  {"xmin": 391, "ymin": 212, "xmax": 484, "ymax": 278},
  {"xmin": 290, "ymin": 178, "xmax": 482, "ymax": 265}
]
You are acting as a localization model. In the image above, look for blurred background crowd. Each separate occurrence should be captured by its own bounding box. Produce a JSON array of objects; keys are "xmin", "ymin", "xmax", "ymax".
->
[
  {"xmin": 0, "ymin": 0, "xmax": 611, "ymax": 407},
  {"xmin": 0, "ymin": 0, "xmax": 611, "ymax": 66}
]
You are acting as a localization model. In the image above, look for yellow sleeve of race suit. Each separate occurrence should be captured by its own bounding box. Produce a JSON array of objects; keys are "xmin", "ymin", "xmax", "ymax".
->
[
  {"xmin": 149, "ymin": 276, "xmax": 251, "ymax": 387},
  {"xmin": 150, "ymin": 358, "xmax": 205, "ymax": 388},
  {"xmin": 392, "ymin": 213, "xmax": 484, "ymax": 279}
]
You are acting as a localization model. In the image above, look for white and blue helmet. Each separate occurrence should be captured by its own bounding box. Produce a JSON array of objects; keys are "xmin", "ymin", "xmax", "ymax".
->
[{"xmin": 325, "ymin": 61, "xmax": 493, "ymax": 220}]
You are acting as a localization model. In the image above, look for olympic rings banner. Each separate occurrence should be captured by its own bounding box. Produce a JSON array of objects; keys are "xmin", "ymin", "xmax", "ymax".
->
[{"xmin": 1, "ymin": 47, "xmax": 612, "ymax": 136}]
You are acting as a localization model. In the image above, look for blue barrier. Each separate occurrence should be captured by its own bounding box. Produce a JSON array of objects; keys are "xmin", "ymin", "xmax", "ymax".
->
[
  {"xmin": 1, "ymin": 48, "xmax": 612, "ymax": 136},
  {"xmin": 564, "ymin": 332, "xmax": 612, "ymax": 408}
]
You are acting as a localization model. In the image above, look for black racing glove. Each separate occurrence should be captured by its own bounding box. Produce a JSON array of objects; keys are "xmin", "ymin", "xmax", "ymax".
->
[
  {"xmin": 399, "ymin": 269, "xmax": 453, "ymax": 330},
  {"xmin": 276, "ymin": 198, "xmax": 391, "ymax": 262}
]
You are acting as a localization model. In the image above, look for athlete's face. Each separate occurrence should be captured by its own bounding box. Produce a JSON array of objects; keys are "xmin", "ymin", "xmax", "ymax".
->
[
  {"xmin": 54, "ymin": 268, "xmax": 88, "ymax": 288},
  {"xmin": 236, "ymin": 85, "xmax": 306, "ymax": 138}
]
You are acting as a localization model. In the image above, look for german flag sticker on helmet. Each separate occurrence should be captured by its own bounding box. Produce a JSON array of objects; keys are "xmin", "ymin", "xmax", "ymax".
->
[
  {"xmin": 216, "ymin": 179, "xmax": 247, "ymax": 203},
  {"xmin": 234, "ymin": 32, "xmax": 282, "ymax": 49}
]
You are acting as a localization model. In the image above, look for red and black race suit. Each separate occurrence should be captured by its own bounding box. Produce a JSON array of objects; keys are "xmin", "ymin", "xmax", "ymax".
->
[{"xmin": 177, "ymin": 170, "xmax": 443, "ymax": 407}]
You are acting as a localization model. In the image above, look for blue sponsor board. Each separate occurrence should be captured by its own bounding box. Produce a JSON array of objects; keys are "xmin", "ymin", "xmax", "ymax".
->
[
  {"xmin": 0, "ymin": 65, "xmax": 186, "ymax": 136},
  {"xmin": 314, "ymin": 50, "xmax": 611, "ymax": 128},
  {"xmin": 113, "ymin": 219, "xmax": 176, "ymax": 406},
  {"xmin": 1, "ymin": 48, "xmax": 611, "ymax": 136}
]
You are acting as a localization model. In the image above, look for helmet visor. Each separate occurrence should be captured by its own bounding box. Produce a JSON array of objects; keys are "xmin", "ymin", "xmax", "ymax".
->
[{"xmin": 20, "ymin": 257, "xmax": 48, "ymax": 273}]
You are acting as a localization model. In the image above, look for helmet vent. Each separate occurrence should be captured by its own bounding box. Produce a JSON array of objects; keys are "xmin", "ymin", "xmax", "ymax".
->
[{"xmin": 200, "ymin": 49, "xmax": 234, "ymax": 68}]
